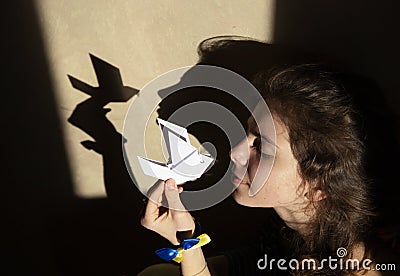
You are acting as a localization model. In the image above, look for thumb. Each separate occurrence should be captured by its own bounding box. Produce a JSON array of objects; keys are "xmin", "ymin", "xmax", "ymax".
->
[{"xmin": 164, "ymin": 179, "xmax": 185, "ymax": 211}]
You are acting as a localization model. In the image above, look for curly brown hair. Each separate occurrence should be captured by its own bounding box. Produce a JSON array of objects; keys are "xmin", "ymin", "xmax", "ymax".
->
[{"xmin": 253, "ymin": 64, "xmax": 375, "ymax": 274}]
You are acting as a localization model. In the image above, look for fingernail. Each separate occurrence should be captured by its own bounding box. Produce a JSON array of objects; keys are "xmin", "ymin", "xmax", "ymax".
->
[{"xmin": 167, "ymin": 183, "xmax": 175, "ymax": 190}]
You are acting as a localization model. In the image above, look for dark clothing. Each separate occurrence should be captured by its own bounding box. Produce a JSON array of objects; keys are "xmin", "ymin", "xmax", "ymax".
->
[
  {"xmin": 224, "ymin": 213, "xmax": 297, "ymax": 275},
  {"xmin": 223, "ymin": 213, "xmax": 366, "ymax": 276}
]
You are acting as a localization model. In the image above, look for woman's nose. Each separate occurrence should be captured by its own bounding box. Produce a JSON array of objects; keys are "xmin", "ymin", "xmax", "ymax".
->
[{"xmin": 230, "ymin": 138, "xmax": 250, "ymax": 166}]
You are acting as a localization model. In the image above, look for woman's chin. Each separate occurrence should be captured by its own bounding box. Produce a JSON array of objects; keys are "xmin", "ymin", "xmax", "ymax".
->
[{"xmin": 232, "ymin": 189, "xmax": 252, "ymax": 206}]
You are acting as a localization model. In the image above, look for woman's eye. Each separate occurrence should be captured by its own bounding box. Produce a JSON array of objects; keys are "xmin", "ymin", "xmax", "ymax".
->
[
  {"xmin": 252, "ymin": 137, "xmax": 272, "ymax": 158},
  {"xmin": 252, "ymin": 137, "xmax": 262, "ymax": 153}
]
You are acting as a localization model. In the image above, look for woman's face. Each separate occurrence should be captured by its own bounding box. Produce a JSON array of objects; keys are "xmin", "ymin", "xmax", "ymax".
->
[{"xmin": 230, "ymin": 102, "xmax": 306, "ymax": 208}]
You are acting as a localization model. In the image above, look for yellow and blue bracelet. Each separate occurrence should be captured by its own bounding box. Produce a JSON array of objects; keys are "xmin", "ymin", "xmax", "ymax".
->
[{"xmin": 155, "ymin": 233, "xmax": 211, "ymax": 263}]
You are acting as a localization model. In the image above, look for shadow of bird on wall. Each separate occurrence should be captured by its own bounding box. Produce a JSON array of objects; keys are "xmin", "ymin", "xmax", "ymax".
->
[{"xmin": 67, "ymin": 53, "xmax": 139, "ymax": 201}]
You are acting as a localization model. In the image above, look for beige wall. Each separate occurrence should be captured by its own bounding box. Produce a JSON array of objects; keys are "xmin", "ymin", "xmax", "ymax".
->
[{"xmin": 34, "ymin": 0, "xmax": 275, "ymax": 198}]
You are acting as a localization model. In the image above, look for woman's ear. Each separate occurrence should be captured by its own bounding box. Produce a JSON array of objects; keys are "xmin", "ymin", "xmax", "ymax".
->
[{"xmin": 305, "ymin": 188, "xmax": 326, "ymax": 202}]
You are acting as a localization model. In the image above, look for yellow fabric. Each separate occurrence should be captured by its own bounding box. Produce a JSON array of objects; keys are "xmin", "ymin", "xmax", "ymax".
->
[
  {"xmin": 172, "ymin": 247, "xmax": 184, "ymax": 263},
  {"xmin": 190, "ymin": 234, "xmax": 211, "ymax": 250}
]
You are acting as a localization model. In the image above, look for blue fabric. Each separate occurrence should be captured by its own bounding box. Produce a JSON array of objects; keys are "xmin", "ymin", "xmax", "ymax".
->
[
  {"xmin": 155, "ymin": 248, "xmax": 178, "ymax": 261},
  {"xmin": 181, "ymin": 238, "xmax": 200, "ymax": 250}
]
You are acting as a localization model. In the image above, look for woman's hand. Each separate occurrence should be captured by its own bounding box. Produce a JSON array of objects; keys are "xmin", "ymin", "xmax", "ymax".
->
[{"xmin": 141, "ymin": 178, "xmax": 195, "ymax": 245}]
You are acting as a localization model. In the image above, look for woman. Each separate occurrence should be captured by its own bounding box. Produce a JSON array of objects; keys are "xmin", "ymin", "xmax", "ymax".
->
[{"xmin": 139, "ymin": 64, "xmax": 381, "ymax": 275}]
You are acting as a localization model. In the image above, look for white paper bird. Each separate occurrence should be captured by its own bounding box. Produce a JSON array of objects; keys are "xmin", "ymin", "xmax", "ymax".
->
[{"xmin": 137, "ymin": 118, "xmax": 214, "ymax": 184}]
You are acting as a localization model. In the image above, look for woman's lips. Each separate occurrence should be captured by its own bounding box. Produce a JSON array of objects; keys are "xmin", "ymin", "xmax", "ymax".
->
[{"xmin": 231, "ymin": 174, "xmax": 250, "ymax": 186}]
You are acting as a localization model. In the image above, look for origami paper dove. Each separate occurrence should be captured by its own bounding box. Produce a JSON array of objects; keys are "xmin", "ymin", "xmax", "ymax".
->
[{"xmin": 137, "ymin": 118, "xmax": 214, "ymax": 184}]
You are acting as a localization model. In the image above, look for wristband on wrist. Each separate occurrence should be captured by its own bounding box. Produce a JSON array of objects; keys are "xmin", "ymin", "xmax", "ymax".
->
[{"xmin": 155, "ymin": 233, "xmax": 211, "ymax": 263}]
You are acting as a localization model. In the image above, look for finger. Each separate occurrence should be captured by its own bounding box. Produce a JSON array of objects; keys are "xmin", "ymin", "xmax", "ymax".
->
[
  {"xmin": 164, "ymin": 179, "xmax": 185, "ymax": 211},
  {"xmin": 147, "ymin": 179, "xmax": 165, "ymax": 203},
  {"xmin": 143, "ymin": 181, "xmax": 165, "ymax": 221},
  {"xmin": 165, "ymin": 180, "xmax": 194, "ymax": 236}
]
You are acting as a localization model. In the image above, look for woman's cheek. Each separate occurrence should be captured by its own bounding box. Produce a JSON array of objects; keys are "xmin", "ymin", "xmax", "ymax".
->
[{"xmin": 248, "ymin": 162, "xmax": 259, "ymax": 182}]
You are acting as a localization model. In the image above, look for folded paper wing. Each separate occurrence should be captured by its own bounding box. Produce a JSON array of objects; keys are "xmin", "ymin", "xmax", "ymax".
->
[
  {"xmin": 137, "ymin": 156, "xmax": 190, "ymax": 184},
  {"xmin": 157, "ymin": 118, "xmax": 189, "ymax": 142},
  {"xmin": 137, "ymin": 119, "xmax": 214, "ymax": 184}
]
